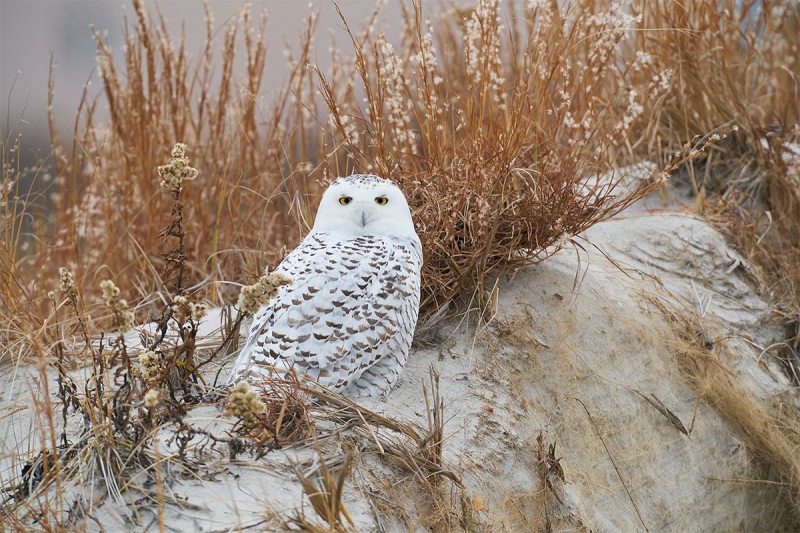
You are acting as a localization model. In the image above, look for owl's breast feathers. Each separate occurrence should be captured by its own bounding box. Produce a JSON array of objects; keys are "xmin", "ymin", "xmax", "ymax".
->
[{"xmin": 230, "ymin": 232, "xmax": 422, "ymax": 392}]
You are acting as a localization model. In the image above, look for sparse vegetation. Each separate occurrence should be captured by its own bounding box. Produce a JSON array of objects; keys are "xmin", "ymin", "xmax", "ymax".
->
[
  {"xmin": 654, "ymin": 296, "xmax": 800, "ymax": 528},
  {"xmin": 633, "ymin": 0, "xmax": 800, "ymax": 321},
  {"xmin": 1, "ymin": 0, "xmax": 800, "ymax": 530}
]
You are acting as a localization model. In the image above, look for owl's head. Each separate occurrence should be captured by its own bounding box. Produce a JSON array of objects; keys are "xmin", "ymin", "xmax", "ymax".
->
[{"xmin": 312, "ymin": 174, "xmax": 418, "ymax": 240}]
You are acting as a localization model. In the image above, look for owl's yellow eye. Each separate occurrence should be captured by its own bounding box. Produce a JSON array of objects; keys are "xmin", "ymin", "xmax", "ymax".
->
[
  {"xmin": 339, "ymin": 196, "xmax": 352, "ymax": 205},
  {"xmin": 375, "ymin": 197, "xmax": 388, "ymax": 205}
]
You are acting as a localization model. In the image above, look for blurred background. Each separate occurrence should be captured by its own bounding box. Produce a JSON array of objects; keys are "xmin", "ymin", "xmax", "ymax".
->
[{"xmin": 0, "ymin": 0, "xmax": 412, "ymax": 168}]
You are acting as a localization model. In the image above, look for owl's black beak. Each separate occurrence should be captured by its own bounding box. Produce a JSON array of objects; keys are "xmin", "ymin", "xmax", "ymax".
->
[{"xmin": 360, "ymin": 210, "xmax": 368, "ymax": 227}]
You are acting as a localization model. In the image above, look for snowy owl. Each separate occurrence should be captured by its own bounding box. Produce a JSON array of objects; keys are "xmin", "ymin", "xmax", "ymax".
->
[{"xmin": 228, "ymin": 174, "xmax": 423, "ymax": 396}]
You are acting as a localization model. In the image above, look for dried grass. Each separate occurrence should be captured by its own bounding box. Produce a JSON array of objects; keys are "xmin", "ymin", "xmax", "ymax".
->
[
  {"xmin": 39, "ymin": 0, "xmax": 319, "ymax": 319},
  {"xmin": 654, "ymin": 297, "xmax": 800, "ymax": 527},
  {"xmin": 633, "ymin": 0, "xmax": 800, "ymax": 312},
  {"xmin": 631, "ymin": 5, "xmax": 800, "ymax": 516},
  {"xmin": 5, "ymin": 0, "xmax": 712, "ymax": 335},
  {"xmin": 226, "ymin": 371, "xmax": 313, "ymax": 449},
  {"xmin": 316, "ymin": 0, "xmax": 686, "ymax": 320},
  {"xmin": 308, "ymin": 367, "xmax": 473, "ymax": 532},
  {"xmin": 0, "ymin": 140, "xmax": 234, "ymax": 531},
  {"xmin": 293, "ymin": 446, "xmax": 356, "ymax": 532}
]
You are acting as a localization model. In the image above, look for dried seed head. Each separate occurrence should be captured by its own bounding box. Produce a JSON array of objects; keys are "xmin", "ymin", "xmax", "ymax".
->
[
  {"xmin": 138, "ymin": 350, "xmax": 165, "ymax": 383},
  {"xmin": 158, "ymin": 142, "xmax": 199, "ymax": 193},
  {"xmin": 171, "ymin": 295, "xmax": 208, "ymax": 323},
  {"xmin": 59, "ymin": 267, "xmax": 75, "ymax": 294},
  {"xmin": 238, "ymin": 272, "xmax": 293, "ymax": 315},
  {"xmin": 100, "ymin": 279, "xmax": 134, "ymax": 332},
  {"xmin": 114, "ymin": 309, "xmax": 135, "ymax": 332},
  {"xmin": 100, "ymin": 279, "xmax": 120, "ymax": 300},
  {"xmin": 225, "ymin": 381, "xmax": 266, "ymax": 429},
  {"xmin": 191, "ymin": 301, "xmax": 208, "ymax": 322},
  {"xmin": 171, "ymin": 295, "xmax": 192, "ymax": 323},
  {"xmin": 143, "ymin": 388, "xmax": 162, "ymax": 408}
]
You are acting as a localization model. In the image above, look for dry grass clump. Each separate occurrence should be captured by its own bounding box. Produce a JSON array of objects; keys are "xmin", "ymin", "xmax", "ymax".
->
[
  {"xmin": 633, "ymin": 0, "xmax": 799, "ymax": 184},
  {"xmin": 0, "ymin": 143, "xmax": 231, "ymax": 531},
  {"xmin": 225, "ymin": 373, "xmax": 312, "ymax": 450},
  {"xmin": 0, "ymin": 126, "xmax": 313, "ymax": 529},
  {"xmin": 305, "ymin": 369, "xmax": 475, "ymax": 531},
  {"xmin": 315, "ymin": 0, "xmax": 687, "ymax": 318},
  {"xmin": 0, "ymin": 140, "xmax": 313, "ymax": 531},
  {"xmin": 632, "ymin": 0, "xmax": 800, "ymax": 311},
  {"xmin": 292, "ymin": 448, "xmax": 356, "ymax": 532},
  {"xmin": 531, "ymin": 432, "xmax": 566, "ymax": 528},
  {"xmin": 656, "ymin": 299, "xmax": 800, "ymax": 526},
  {"xmin": 0, "ymin": 121, "xmax": 52, "ymax": 361}
]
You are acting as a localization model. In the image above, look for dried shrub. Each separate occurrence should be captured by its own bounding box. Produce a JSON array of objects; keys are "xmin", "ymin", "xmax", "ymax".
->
[
  {"xmin": 0, "ymin": 143, "xmax": 221, "ymax": 531},
  {"xmin": 632, "ymin": 0, "xmax": 800, "ymax": 309},
  {"xmin": 226, "ymin": 372, "xmax": 312, "ymax": 449},
  {"xmin": 314, "ymin": 0, "xmax": 680, "ymax": 319}
]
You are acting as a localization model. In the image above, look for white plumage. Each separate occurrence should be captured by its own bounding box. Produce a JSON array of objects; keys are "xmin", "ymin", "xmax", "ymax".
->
[{"xmin": 228, "ymin": 174, "xmax": 423, "ymax": 396}]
